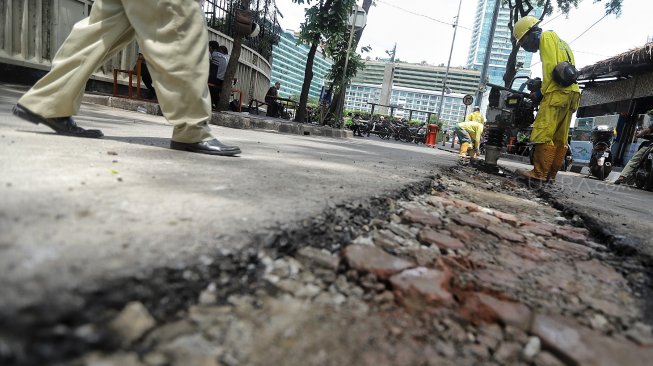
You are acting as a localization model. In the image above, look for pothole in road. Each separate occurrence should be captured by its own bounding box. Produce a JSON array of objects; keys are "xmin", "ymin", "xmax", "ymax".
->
[{"xmin": 3, "ymin": 167, "xmax": 653, "ymax": 366}]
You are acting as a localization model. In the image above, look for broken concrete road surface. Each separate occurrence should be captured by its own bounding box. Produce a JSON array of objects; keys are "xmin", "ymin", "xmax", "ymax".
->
[{"xmin": 1, "ymin": 84, "xmax": 653, "ymax": 366}]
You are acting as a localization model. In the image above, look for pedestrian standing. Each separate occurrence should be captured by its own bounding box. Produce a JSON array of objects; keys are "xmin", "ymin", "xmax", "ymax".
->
[
  {"xmin": 12, "ymin": 0, "xmax": 240, "ymax": 156},
  {"xmin": 512, "ymin": 15, "xmax": 580, "ymax": 182}
]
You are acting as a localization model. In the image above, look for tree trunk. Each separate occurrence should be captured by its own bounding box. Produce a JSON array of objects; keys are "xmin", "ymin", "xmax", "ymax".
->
[
  {"xmin": 503, "ymin": 43, "xmax": 520, "ymax": 87},
  {"xmin": 294, "ymin": 38, "xmax": 319, "ymax": 123},
  {"xmin": 217, "ymin": 0, "xmax": 250, "ymax": 112},
  {"xmin": 324, "ymin": 0, "xmax": 373, "ymax": 125}
]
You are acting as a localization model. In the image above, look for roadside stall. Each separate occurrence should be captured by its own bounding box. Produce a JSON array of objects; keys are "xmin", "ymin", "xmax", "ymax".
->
[{"xmin": 575, "ymin": 42, "xmax": 653, "ymax": 168}]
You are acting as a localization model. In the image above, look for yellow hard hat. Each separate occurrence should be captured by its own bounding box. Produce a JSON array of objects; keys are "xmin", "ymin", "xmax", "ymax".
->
[{"xmin": 513, "ymin": 16, "xmax": 540, "ymax": 43}]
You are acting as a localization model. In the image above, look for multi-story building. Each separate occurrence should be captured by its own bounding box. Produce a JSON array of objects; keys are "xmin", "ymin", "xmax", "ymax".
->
[
  {"xmin": 270, "ymin": 29, "xmax": 333, "ymax": 100},
  {"xmin": 345, "ymin": 59, "xmax": 478, "ymax": 127},
  {"xmin": 466, "ymin": 0, "xmax": 542, "ymax": 86},
  {"xmin": 353, "ymin": 60, "xmax": 481, "ymax": 95},
  {"xmin": 345, "ymin": 83, "xmax": 469, "ymax": 128}
]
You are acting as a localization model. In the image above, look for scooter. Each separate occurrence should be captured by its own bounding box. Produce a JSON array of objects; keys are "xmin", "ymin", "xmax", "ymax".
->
[
  {"xmin": 634, "ymin": 135, "xmax": 653, "ymax": 191},
  {"xmin": 410, "ymin": 123, "xmax": 427, "ymax": 144},
  {"xmin": 588, "ymin": 125, "xmax": 613, "ymax": 180}
]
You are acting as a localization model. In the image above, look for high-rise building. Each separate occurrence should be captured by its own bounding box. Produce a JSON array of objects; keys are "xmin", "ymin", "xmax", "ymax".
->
[
  {"xmin": 345, "ymin": 83, "xmax": 469, "ymax": 127},
  {"xmin": 466, "ymin": 0, "xmax": 542, "ymax": 86},
  {"xmin": 345, "ymin": 59, "xmax": 480, "ymax": 126},
  {"xmin": 270, "ymin": 29, "xmax": 333, "ymax": 100},
  {"xmin": 353, "ymin": 60, "xmax": 480, "ymax": 95}
]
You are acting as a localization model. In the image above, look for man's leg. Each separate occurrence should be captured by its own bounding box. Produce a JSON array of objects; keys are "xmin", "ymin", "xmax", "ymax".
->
[
  {"xmin": 121, "ymin": 0, "xmax": 209, "ymax": 143},
  {"xmin": 454, "ymin": 126, "xmax": 472, "ymax": 158},
  {"xmin": 615, "ymin": 146, "xmax": 646, "ymax": 184},
  {"xmin": 548, "ymin": 92, "xmax": 580, "ymax": 182},
  {"xmin": 18, "ymin": 0, "xmax": 135, "ymax": 119},
  {"xmin": 14, "ymin": 0, "xmax": 135, "ymax": 137},
  {"xmin": 120, "ymin": 0, "xmax": 239, "ymax": 155}
]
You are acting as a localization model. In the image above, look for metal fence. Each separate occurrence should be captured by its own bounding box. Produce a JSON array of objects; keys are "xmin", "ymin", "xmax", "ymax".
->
[
  {"xmin": 0, "ymin": 0, "xmax": 276, "ymax": 105},
  {"xmin": 203, "ymin": 0, "xmax": 281, "ymax": 62}
]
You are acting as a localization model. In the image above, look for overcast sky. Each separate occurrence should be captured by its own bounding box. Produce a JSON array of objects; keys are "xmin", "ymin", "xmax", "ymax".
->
[{"xmin": 273, "ymin": 0, "xmax": 653, "ymax": 78}]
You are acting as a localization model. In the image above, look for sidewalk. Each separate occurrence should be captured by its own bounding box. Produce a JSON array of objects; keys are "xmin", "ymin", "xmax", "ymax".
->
[{"xmin": 81, "ymin": 93, "xmax": 352, "ymax": 139}]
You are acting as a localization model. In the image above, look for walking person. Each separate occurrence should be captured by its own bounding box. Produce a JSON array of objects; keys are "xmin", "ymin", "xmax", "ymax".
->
[
  {"xmin": 12, "ymin": 0, "xmax": 240, "ymax": 156},
  {"xmin": 512, "ymin": 15, "xmax": 580, "ymax": 182}
]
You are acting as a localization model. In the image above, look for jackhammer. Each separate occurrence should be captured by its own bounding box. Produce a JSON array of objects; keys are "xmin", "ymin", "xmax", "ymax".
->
[{"xmin": 475, "ymin": 77, "xmax": 540, "ymax": 175}]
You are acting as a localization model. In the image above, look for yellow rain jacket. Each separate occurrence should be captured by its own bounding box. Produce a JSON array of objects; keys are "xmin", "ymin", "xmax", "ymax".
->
[
  {"xmin": 458, "ymin": 121, "xmax": 484, "ymax": 150},
  {"xmin": 465, "ymin": 111, "xmax": 485, "ymax": 124},
  {"xmin": 531, "ymin": 31, "xmax": 581, "ymax": 146}
]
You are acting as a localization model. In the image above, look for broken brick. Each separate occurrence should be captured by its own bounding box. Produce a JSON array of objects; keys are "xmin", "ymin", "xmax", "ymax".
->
[
  {"xmin": 390, "ymin": 267, "xmax": 453, "ymax": 310},
  {"xmin": 459, "ymin": 293, "xmax": 532, "ymax": 330},
  {"xmin": 532, "ymin": 314, "xmax": 653, "ymax": 366},
  {"xmin": 418, "ymin": 228, "xmax": 465, "ymax": 250},
  {"xmin": 485, "ymin": 224, "xmax": 525, "ymax": 243},
  {"xmin": 402, "ymin": 207, "xmax": 442, "ymax": 227},
  {"xmin": 543, "ymin": 239, "xmax": 592, "ymax": 259},
  {"xmin": 343, "ymin": 245, "xmax": 415, "ymax": 279}
]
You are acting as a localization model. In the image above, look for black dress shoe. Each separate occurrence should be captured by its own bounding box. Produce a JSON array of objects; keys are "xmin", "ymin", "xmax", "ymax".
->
[
  {"xmin": 170, "ymin": 138, "xmax": 241, "ymax": 156},
  {"xmin": 13, "ymin": 104, "xmax": 104, "ymax": 138}
]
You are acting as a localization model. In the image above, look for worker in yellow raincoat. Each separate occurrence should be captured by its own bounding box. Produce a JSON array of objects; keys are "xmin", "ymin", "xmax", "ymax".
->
[
  {"xmin": 453, "ymin": 120, "xmax": 484, "ymax": 161},
  {"xmin": 465, "ymin": 106, "xmax": 485, "ymax": 124},
  {"xmin": 512, "ymin": 16, "xmax": 581, "ymax": 183}
]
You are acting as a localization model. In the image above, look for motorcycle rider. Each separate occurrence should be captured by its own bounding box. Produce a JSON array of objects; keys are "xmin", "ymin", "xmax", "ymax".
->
[
  {"xmin": 454, "ymin": 120, "xmax": 484, "ymax": 161},
  {"xmin": 613, "ymin": 115, "xmax": 653, "ymax": 185},
  {"xmin": 512, "ymin": 16, "xmax": 581, "ymax": 183}
]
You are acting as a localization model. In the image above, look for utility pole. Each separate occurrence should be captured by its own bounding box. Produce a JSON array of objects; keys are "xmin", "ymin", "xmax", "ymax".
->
[
  {"xmin": 336, "ymin": 5, "xmax": 366, "ymax": 127},
  {"xmin": 436, "ymin": 0, "xmax": 462, "ymax": 130},
  {"xmin": 475, "ymin": 0, "xmax": 501, "ymax": 107}
]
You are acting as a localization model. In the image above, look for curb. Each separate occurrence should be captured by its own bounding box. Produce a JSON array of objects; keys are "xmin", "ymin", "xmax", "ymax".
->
[{"xmin": 81, "ymin": 94, "xmax": 352, "ymax": 139}]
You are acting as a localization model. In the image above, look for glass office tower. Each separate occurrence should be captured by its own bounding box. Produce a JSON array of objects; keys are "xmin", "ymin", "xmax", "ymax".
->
[{"xmin": 466, "ymin": 0, "xmax": 542, "ymax": 86}]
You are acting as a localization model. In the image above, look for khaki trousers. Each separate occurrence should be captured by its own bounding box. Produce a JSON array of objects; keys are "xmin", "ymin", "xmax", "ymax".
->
[
  {"xmin": 530, "ymin": 90, "xmax": 580, "ymax": 147},
  {"xmin": 18, "ymin": 0, "xmax": 213, "ymax": 143}
]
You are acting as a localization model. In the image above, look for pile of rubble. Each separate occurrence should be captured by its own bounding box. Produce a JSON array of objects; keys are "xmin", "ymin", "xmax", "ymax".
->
[{"xmin": 66, "ymin": 168, "xmax": 653, "ymax": 366}]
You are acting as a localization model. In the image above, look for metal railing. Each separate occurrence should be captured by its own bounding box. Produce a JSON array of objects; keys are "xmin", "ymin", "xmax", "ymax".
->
[{"xmin": 203, "ymin": 0, "xmax": 281, "ymax": 62}]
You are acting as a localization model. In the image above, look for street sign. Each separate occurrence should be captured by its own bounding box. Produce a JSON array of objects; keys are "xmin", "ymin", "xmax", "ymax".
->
[{"xmin": 463, "ymin": 94, "xmax": 474, "ymax": 106}]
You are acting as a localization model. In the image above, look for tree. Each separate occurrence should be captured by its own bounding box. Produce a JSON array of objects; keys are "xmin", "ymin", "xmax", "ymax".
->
[
  {"xmin": 323, "ymin": 0, "xmax": 375, "ymax": 125},
  {"xmin": 217, "ymin": 0, "xmax": 251, "ymax": 111},
  {"xmin": 502, "ymin": 0, "xmax": 623, "ymax": 87},
  {"xmin": 291, "ymin": 0, "xmax": 356, "ymax": 124}
]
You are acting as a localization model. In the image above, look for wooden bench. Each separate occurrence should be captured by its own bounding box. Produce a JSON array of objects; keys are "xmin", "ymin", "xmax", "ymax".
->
[
  {"xmin": 113, "ymin": 55, "xmax": 153, "ymax": 100},
  {"xmin": 248, "ymin": 99, "xmax": 268, "ymax": 115}
]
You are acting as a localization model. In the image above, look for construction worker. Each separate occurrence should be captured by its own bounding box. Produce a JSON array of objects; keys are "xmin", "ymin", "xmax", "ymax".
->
[
  {"xmin": 512, "ymin": 15, "xmax": 580, "ymax": 182},
  {"xmin": 453, "ymin": 120, "xmax": 484, "ymax": 161},
  {"xmin": 465, "ymin": 106, "xmax": 485, "ymax": 124}
]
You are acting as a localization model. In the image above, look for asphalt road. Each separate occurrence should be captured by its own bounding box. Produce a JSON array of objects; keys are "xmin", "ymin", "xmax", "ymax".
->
[
  {"xmin": 2, "ymin": 82, "xmax": 652, "ymax": 318},
  {"xmin": 498, "ymin": 158, "xmax": 653, "ymax": 256},
  {"xmin": 0, "ymin": 84, "xmax": 456, "ymax": 314}
]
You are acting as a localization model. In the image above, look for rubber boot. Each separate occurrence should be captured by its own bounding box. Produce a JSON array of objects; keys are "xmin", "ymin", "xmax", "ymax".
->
[
  {"xmin": 547, "ymin": 146, "xmax": 568, "ymax": 183},
  {"xmin": 516, "ymin": 144, "xmax": 556, "ymax": 183},
  {"xmin": 459, "ymin": 142, "xmax": 471, "ymax": 158}
]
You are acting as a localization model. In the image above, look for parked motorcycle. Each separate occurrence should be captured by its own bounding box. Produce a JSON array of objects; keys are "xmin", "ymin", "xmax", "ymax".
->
[
  {"xmin": 588, "ymin": 125, "xmax": 613, "ymax": 180},
  {"xmin": 409, "ymin": 123, "xmax": 427, "ymax": 144},
  {"xmin": 634, "ymin": 135, "xmax": 653, "ymax": 191}
]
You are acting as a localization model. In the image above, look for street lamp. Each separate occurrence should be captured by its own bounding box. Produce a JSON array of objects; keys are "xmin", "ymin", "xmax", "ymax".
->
[{"xmin": 336, "ymin": 4, "xmax": 367, "ymax": 127}]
